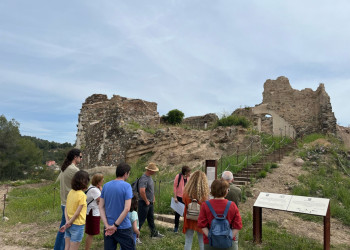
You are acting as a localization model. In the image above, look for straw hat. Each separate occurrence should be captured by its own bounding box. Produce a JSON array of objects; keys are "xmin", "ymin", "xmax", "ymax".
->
[{"xmin": 145, "ymin": 162, "xmax": 159, "ymax": 172}]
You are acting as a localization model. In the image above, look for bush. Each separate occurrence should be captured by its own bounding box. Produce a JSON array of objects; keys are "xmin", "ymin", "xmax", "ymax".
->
[
  {"xmin": 258, "ymin": 170, "xmax": 267, "ymax": 178},
  {"xmin": 270, "ymin": 163, "xmax": 278, "ymax": 168},
  {"xmin": 216, "ymin": 115, "xmax": 251, "ymax": 128},
  {"xmin": 163, "ymin": 109, "xmax": 184, "ymax": 125}
]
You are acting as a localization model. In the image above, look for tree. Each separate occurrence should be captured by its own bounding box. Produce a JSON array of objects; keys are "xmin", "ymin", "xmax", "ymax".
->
[
  {"xmin": 0, "ymin": 115, "xmax": 42, "ymax": 180},
  {"xmin": 164, "ymin": 109, "xmax": 185, "ymax": 125}
]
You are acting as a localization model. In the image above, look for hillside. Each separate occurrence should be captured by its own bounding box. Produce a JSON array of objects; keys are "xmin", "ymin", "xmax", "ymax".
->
[{"xmin": 1, "ymin": 134, "xmax": 350, "ymax": 249}]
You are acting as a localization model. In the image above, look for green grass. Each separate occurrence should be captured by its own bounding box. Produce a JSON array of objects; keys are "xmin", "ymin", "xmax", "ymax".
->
[
  {"xmin": 292, "ymin": 139, "xmax": 350, "ymax": 226},
  {"xmin": 2, "ymin": 181, "xmax": 61, "ymax": 225},
  {"xmin": 126, "ymin": 121, "xmax": 156, "ymax": 134},
  {"xmin": 218, "ymin": 133, "xmax": 290, "ymax": 177},
  {"xmin": 238, "ymin": 213, "xmax": 326, "ymax": 250}
]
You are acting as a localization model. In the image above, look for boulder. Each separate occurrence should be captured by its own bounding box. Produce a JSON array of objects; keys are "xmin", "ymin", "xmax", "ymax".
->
[{"xmin": 294, "ymin": 158, "xmax": 304, "ymax": 166}]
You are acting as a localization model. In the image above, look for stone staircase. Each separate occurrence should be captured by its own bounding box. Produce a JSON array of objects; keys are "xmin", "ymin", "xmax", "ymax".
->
[
  {"xmin": 232, "ymin": 142, "xmax": 297, "ymax": 187},
  {"xmin": 153, "ymin": 141, "xmax": 297, "ymax": 228}
]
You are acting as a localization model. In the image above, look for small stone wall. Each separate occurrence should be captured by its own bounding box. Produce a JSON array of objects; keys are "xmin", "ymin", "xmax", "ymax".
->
[{"xmin": 182, "ymin": 113, "xmax": 218, "ymax": 129}]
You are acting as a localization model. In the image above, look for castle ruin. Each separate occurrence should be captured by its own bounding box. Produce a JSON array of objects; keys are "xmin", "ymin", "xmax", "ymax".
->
[
  {"xmin": 234, "ymin": 76, "xmax": 336, "ymax": 138},
  {"xmin": 76, "ymin": 76, "xmax": 337, "ymax": 168}
]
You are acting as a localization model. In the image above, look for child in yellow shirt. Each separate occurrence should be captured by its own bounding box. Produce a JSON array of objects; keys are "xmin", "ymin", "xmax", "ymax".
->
[{"xmin": 60, "ymin": 170, "xmax": 90, "ymax": 250}]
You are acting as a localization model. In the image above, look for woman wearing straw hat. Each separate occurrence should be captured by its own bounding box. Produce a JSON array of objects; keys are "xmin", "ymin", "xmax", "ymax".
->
[{"xmin": 137, "ymin": 162, "xmax": 164, "ymax": 238}]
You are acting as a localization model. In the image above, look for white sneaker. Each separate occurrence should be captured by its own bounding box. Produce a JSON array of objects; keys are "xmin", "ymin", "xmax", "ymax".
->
[{"xmin": 136, "ymin": 238, "xmax": 142, "ymax": 244}]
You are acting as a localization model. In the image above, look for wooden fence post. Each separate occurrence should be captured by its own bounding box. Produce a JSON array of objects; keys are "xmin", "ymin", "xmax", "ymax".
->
[{"xmin": 3, "ymin": 194, "xmax": 6, "ymax": 218}]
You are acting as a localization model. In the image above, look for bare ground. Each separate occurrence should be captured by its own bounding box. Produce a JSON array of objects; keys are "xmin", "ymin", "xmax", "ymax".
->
[{"xmin": 240, "ymin": 155, "xmax": 350, "ymax": 247}]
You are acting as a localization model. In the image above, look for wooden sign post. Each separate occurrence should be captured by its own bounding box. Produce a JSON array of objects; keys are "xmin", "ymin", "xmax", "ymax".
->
[{"xmin": 253, "ymin": 192, "xmax": 330, "ymax": 250}]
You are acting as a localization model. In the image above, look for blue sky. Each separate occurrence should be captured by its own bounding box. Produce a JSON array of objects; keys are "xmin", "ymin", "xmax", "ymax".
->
[{"xmin": 1, "ymin": 1, "xmax": 350, "ymax": 143}]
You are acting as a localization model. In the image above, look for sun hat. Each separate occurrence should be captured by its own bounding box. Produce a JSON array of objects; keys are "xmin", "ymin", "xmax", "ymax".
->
[{"xmin": 145, "ymin": 162, "xmax": 159, "ymax": 172}]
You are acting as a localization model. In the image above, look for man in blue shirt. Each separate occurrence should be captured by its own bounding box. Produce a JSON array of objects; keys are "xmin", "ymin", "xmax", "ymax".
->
[{"xmin": 99, "ymin": 163, "xmax": 135, "ymax": 250}]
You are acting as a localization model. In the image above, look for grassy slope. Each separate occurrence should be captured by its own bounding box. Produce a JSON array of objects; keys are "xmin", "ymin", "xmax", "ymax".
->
[{"xmin": 1, "ymin": 134, "xmax": 350, "ymax": 249}]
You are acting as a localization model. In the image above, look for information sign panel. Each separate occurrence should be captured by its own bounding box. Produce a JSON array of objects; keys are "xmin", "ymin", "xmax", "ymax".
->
[
  {"xmin": 287, "ymin": 196, "xmax": 330, "ymax": 216},
  {"xmin": 254, "ymin": 192, "xmax": 292, "ymax": 211},
  {"xmin": 206, "ymin": 166, "xmax": 216, "ymax": 187}
]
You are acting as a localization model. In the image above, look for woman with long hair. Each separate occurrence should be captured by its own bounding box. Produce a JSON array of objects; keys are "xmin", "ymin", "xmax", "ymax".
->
[
  {"xmin": 182, "ymin": 170, "xmax": 209, "ymax": 250},
  {"xmin": 173, "ymin": 165, "xmax": 191, "ymax": 233},
  {"xmin": 54, "ymin": 148, "xmax": 82, "ymax": 250},
  {"xmin": 59, "ymin": 170, "xmax": 90, "ymax": 250}
]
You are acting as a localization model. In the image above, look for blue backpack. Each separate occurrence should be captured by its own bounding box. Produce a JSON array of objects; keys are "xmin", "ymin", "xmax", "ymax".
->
[{"xmin": 205, "ymin": 200, "xmax": 233, "ymax": 249}]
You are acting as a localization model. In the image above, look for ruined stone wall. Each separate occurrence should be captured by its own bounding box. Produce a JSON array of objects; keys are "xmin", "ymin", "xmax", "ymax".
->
[
  {"xmin": 182, "ymin": 113, "xmax": 219, "ymax": 129},
  {"xmin": 76, "ymin": 94, "xmax": 254, "ymax": 169},
  {"xmin": 76, "ymin": 94, "xmax": 160, "ymax": 168},
  {"xmin": 261, "ymin": 76, "xmax": 336, "ymax": 136}
]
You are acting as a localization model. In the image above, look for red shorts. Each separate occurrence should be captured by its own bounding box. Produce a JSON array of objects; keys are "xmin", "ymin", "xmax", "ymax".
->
[{"xmin": 85, "ymin": 210, "xmax": 101, "ymax": 235}]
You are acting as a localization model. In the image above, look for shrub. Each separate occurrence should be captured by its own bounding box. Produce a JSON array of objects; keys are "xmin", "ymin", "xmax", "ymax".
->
[
  {"xmin": 216, "ymin": 115, "xmax": 251, "ymax": 128},
  {"xmin": 258, "ymin": 170, "xmax": 267, "ymax": 178},
  {"xmin": 270, "ymin": 163, "xmax": 278, "ymax": 168},
  {"xmin": 163, "ymin": 109, "xmax": 184, "ymax": 125}
]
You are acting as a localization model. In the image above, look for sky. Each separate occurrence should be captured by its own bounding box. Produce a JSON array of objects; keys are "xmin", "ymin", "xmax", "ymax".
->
[{"xmin": 1, "ymin": 1, "xmax": 350, "ymax": 144}]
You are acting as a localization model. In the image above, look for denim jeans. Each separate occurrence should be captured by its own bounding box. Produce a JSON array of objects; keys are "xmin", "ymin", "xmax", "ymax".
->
[
  {"xmin": 174, "ymin": 196, "xmax": 183, "ymax": 229},
  {"xmin": 54, "ymin": 205, "xmax": 66, "ymax": 250},
  {"xmin": 64, "ymin": 224, "xmax": 85, "ymax": 242},
  {"xmin": 104, "ymin": 227, "xmax": 135, "ymax": 250},
  {"xmin": 138, "ymin": 200, "xmax": 157, "ymax": 236},
  {"xmin": 185, "ymin": 229, "xmax": 204, "ymax": 250}
]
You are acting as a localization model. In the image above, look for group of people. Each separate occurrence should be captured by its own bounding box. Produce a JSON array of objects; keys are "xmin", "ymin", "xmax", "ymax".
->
[
  {"xmin": 53, "ymin": 149, "xmax": 163, "ymax": 250},
  {"xmin": 53, "ymin": 149, "xmax": 104, "ymax": 250},
  {"xmin": 53, "ymin": 148, "xmax": 242, "ymax": 250},
  {"xmin": 174, "ymin": 168, "xmax": 242, "ymax": 250}
]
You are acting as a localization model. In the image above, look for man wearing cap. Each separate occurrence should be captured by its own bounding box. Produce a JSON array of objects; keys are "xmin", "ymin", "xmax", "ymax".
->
[{"xmin": 137, "ymin": 162, "xmax": 164, "ymax": 238}]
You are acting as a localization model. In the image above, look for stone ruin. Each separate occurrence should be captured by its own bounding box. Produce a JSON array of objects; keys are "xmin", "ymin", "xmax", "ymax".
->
[
  {"xmin": 76, "ymin": 94, "xmax": 245, "ymax": 169},
  {"xmin": 75, "ymin": 76, "xmax": 337, "ymax": 168},
  {"xmin": 233, "ymin": 76, "xmax": 336, "ymax": 138},
  {"xmin": 76, "ymin": 94, "xmax": 160, "ymax": 167},
  {"xmin": 182, "ymin": 113, "xmax": 218, "ymax": 129}
]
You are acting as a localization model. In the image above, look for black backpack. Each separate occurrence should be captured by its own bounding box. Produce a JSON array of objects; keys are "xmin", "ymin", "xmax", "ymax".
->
[{"xmin": 132, "ymin": 177, "xmax": 140, "ymax": 194}]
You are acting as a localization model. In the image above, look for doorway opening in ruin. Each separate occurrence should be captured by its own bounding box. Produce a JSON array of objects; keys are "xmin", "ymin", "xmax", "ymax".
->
[{"xmin": 261, "ymin": 114, "xmax": 273, "ymax": 134}]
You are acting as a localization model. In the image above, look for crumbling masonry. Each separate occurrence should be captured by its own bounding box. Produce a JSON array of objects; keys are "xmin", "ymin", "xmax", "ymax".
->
[{"xmin": 76, "ymin": 76, "xmax": 336, "ymax": 168}]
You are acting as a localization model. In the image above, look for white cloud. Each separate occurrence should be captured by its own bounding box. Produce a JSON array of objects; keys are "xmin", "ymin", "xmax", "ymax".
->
[{"xmin": 1, "ymin": 0, "xmax": 349, "ymax": 142}]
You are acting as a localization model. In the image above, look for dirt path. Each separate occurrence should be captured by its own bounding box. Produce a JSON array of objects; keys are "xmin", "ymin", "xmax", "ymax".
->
[{"xmin": 240, "ymin": 155, "xmax": 350, "ymax": 246}]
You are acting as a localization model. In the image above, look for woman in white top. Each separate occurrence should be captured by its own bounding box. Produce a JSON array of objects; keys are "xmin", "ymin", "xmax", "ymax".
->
[{"xmin": 84, "ymin": 173, "xmax": 104, "ymax": 250}]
